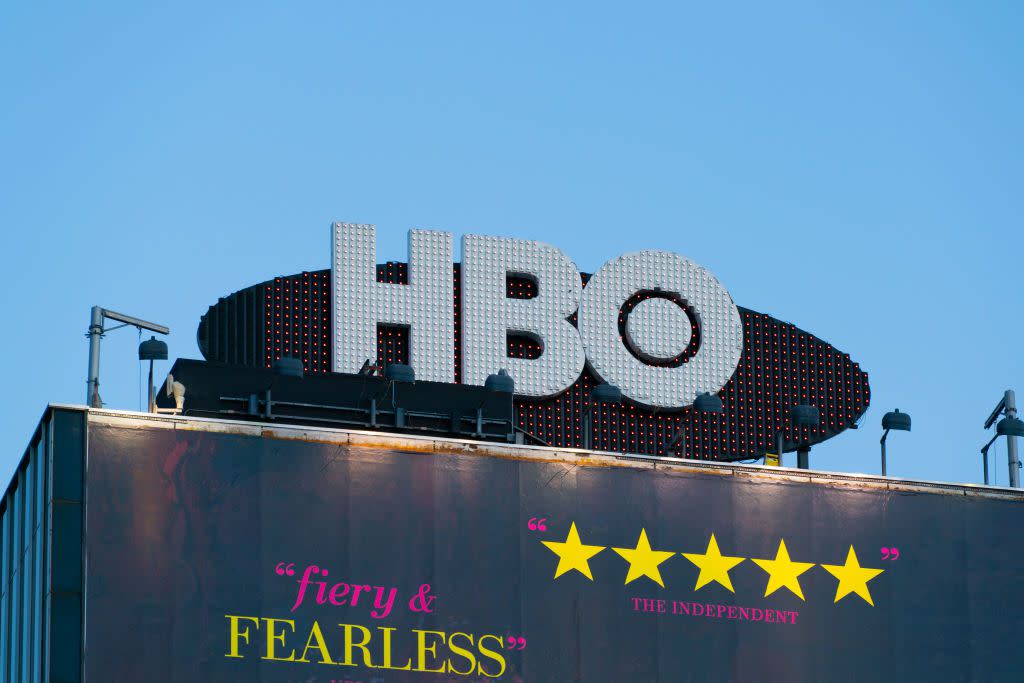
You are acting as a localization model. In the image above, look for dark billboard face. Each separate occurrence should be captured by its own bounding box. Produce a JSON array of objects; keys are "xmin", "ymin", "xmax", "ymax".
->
[{"xmin": 85, "ymin": 423, "xmax": 1022, "ymax": 682}]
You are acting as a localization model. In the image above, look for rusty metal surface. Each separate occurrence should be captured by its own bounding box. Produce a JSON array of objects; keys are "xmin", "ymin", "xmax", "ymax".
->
[{"xmin": 79, "ymin": 406, "xmax": 1024, "ymax": 501}]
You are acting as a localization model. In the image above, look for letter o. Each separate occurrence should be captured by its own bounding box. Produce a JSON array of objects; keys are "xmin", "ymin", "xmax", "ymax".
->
[{"xmin": 577, "ymin": 250, "xmax": 743, "ymax": 408}]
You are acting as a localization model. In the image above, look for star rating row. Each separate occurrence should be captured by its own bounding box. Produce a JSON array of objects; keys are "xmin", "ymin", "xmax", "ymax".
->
[{"xmin": 541, "ymin": 523, "xmax": 885, "ymax": 606}]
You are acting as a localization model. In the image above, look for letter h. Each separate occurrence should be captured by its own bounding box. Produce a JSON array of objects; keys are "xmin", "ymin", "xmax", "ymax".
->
[{"xmin": 332, "ymin": 223, "xmax": 455, "ymax": 382}]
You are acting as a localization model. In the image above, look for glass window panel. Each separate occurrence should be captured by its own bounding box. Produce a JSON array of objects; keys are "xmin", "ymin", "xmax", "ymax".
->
[
  {"xmin": 31, "ymin": 443, "xmax": 40, "ymax": 532},
  {"xmin": 32, "ymin": 437, "xmax": 46, "ymax": 682},
  {"xmin": 1, "ymin": 504, "xmax": 7, "ymax": 598},
  {"xmin": 1, "ymin": 501, "xmax": 9, "ymax": 683},
  {"xmin": 22, "ymin": 461, "xmax": 32, "ymax": 556},
  {"xmin": 21, "ymin": 452, "xmax": 34, "ymax": 683},
  {"xmin": 22, "ymin": 540, "xmax": 32, "ymax": 683},
  {"xmin": 10, "ymin": 478, "xmax": 22, "ymax": 683},
  {"xmin": 11, "ymin": 478, "xmax": 20, "ymax": 583},
  {"xmin": 0, "ymin": 592, "xmax": 7, "ymax": 683},
  {"xmin": 31, "ymin": 531, "xmax": 42, "ymax": 683}
]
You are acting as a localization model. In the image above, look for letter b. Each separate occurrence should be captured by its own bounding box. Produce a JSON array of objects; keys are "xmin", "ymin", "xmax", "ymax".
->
[{"xmin": 461, "ymin": 235, "xmax": 585, "ymax": 397}]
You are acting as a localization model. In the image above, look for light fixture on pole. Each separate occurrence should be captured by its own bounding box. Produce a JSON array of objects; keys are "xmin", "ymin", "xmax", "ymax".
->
[
  {"xmin": 87, "ymin": 306, "xmax": 170, "ymax": 409},
  {"xmin": 997, "ymin": 415, "xmax": 1024, "ymax": 438},
  {"xmin": 382, "ymin": 362, "xmax": 416, "ymax": 427},
  {"xmin": 879, "ymin": 409, "xmax": 911, "ymax": 476},
  {"xmin": 790, "ymin": 404, "xmax": 820, "ymax": 469},
  {"xmin": 663, "ymin": 392, "xmax": 722, "ymax": 457},
  {"xmin": 982, "ymin": 390, "xmax": 1022, "ymax": 488},
  {"xmin": 481, "ymin": 369, "xmax": 515, "ymax": 439},
  {"xmin": 997, "ymin": 415, "xmax": 1024, "ymax": 484},
  {"xmin": 138, "ymin": 336, "xmax": 168, "ymax": 413},
  {"xmin": 585, "ymin": 383, "xmax": 621, "ymax": 451}
]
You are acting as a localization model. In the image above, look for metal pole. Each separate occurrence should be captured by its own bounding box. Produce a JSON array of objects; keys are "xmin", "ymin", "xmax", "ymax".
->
[
  {"xmin": 1005, "ymin": 390, "xmax": 1020, "ymax": 488},
  {"xmin": 86, "ymin": 306, "xmax": 103, "ymax": 407},
  {"xmin": 583, "ymin": 409, "xmax": 593, "ymax": 450},
  {"xmin": 776, "ymin": 431, "xmax": 784, "ymax": 467},
  {"xmin": 980, "ymin": 434, "xmax": 997, "ymax": 486},
  {"xmin": 880, "ymin": 429, "xmax": 889, "ymax": 477},
  {"xmin": 797, "ymin": 445, "xmax": 809, "ymax": 470},
  {"xmin": 147, "ymin": 359, "xmax": 155, "ymax": 412}
]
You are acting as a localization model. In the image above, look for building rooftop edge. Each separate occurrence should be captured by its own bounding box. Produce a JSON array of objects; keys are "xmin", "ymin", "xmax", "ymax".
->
[{"xmin": 36, "ymin": 403, "xmax": 1020, "ymax": 501}]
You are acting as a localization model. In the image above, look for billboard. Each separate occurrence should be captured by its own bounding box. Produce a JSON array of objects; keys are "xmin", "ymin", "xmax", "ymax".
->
[
  {"xmin": 83, "ymin": 418, "xmax": 1023, "ymax": 682},
  {"xmin": 197, "ymin": 224, "xmax": 871, "ymax": 461}
]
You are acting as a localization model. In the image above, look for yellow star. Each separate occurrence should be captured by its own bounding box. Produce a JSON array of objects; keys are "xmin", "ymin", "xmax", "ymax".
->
[
  {"xmin": 542, "ymin": 522, "xmax": 606, "ymax": 580},
  {"xmin": 752, "ymin": 539, "xmax": 815, "ymax": 600},
  {"xmin": 612, "ymin": 528, "xmax": 676, "ymax": 587},
  {"xmin": 821, "ymin": 546, "xmax": 885, "ymax": 606},
  {"xmin": 682, "ymin": 534, "xmax": 745, "ymax": 593}
]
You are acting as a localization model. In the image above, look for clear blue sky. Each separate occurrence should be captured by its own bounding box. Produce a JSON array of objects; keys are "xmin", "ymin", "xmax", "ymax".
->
[{"xmin": 2, "ymin": 3, "xmax": 1022, "ymax": 488}]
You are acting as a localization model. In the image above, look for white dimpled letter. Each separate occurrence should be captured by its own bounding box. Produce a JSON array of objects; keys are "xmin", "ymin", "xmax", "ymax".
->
[
  {"xmin": 332, "ymin": 223, "xmax": 455, "ymax": 382},
  {"xmin": 578, "ymin": 250, "xmax": 743, "ymax": 408},
  {"xmin": 461, "ymin": 235, "xmax": 586, "ymax": 397}
]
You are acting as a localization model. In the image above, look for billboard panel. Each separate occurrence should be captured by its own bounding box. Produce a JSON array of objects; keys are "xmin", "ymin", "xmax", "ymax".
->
[
  {"xmin": 197, "ymin": 263, "xmax": 871, "ymax": 461},
  {"xmin": 84, "ymin": 421, "xmax": 1023, "ymax": 682}
]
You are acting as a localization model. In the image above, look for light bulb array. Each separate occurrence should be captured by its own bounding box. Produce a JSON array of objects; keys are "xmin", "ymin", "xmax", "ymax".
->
[{"xmin": 198, "ymin": 264, "xmax": 870, "ymax": 461}]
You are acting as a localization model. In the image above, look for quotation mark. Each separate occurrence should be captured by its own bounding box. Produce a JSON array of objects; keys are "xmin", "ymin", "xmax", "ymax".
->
[
  {"xmin": 880, "ymin": 547, "xmax": 900, "ymax": 561},
  {"xmin": 275, "ymin": 562, "xmax": 296, "ymax": 576},
  {"xmin": 505, "ymin": 636, "xmax": 527, "ymax": 651},
  {"xmin": 527, "ymin": 517, "xmax": 548, "ymax": 532}
]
